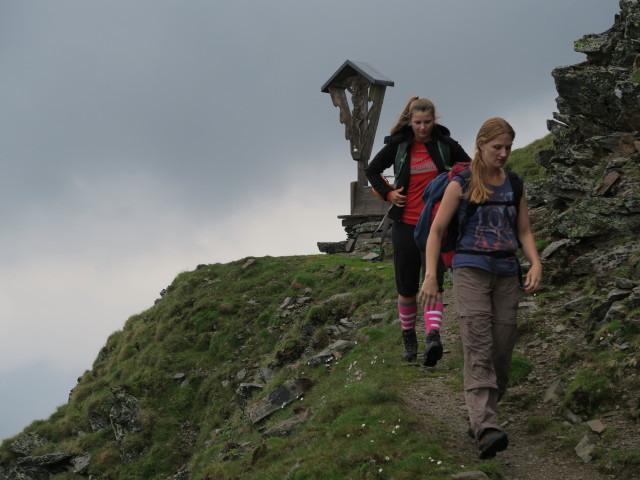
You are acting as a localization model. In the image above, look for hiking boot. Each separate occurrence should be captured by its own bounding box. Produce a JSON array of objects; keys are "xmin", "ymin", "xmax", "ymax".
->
[
  {"xmin": 478, "ymin": 428, "xmax": 508, "ymax": 460},
  {"xmin": 423, "ymin": 329, "xmax": 443, "ymax": 367},
  {"xmin": 401, "ymin": 329, "xmax": 418, "ymax": 362}
]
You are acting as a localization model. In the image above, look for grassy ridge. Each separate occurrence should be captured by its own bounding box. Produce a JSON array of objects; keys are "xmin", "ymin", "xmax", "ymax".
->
[{"xmin": 0, "ymin": 255, "xmax": 494, "ymax": 479}]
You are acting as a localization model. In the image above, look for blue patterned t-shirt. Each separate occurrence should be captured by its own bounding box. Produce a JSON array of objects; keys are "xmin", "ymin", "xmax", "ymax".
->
[{"xmin": 452, "ymin": 174, "xmax": 519, "ymax": 276}]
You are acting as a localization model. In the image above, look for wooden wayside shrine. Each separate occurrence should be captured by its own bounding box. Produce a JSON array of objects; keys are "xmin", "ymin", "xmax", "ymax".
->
[{"xmin": 321, "ymin": 60, "xmax": 394, "ymax": 218}]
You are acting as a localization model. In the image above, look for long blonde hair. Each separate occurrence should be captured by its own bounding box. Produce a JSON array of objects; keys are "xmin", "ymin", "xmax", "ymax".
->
[
  {"xmin": 390, "ymin": 96, "xmax": 438, "ymax": 134},
  {"xmin": 466, "ymin": 117, "xmax": 516, "ymax": 203}
]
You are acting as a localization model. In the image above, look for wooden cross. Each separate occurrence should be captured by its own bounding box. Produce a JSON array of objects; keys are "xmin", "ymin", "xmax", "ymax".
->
[{"xmin": 322, "ymin": 60, "xmax": 394, "ymax": 189}]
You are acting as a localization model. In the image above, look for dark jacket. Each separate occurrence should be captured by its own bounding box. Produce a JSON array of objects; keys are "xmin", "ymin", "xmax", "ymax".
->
[{"xmin": 365, "ymin": 124, "xmax": 471, "ymax": 222}]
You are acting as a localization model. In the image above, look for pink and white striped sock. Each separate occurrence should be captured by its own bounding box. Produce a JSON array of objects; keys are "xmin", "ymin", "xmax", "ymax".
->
[
  {"xmin": 398, "ymin": 300, "xmax": 417, "ymax": 331},
  {"xmin": 424, "ymin": 298, "xmax": 443, "ymax": 333}
]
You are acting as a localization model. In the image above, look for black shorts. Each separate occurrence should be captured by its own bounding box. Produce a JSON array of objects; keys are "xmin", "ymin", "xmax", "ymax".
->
[{"xmin": 392, "ymin": 221, "xmax": 444, "ymax": 297}]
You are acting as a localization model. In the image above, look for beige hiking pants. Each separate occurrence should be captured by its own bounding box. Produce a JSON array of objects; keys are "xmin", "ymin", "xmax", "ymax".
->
[{"xmin": 453, "ymin": 267, "xmax": 519, "ymax": 439}]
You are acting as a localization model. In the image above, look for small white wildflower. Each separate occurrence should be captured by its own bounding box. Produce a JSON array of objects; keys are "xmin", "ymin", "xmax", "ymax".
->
[
  {"xmin": 371, "ymin": 440, "xmax": 374, "ymax": 443},
  {"xmin": 437, "ymin": 461, "xmax": 442, "ymax": 465},
  {"xmin": 378, "ymin": 468, "xmax": 382, "ymax": 473},
  {"xmin": 362, "ymin": 423, "xmax": 366, "ymax": 427},
  {"xmin": 385, "ymin": 456, "xmax": 390, "ymax": 461}
]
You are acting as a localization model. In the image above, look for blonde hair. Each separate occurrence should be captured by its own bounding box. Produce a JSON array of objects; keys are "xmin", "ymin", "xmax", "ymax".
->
[
  {"xmin": 467, "ymin": 117, "xmax": 516, "ymax": 203},
  {"xmin": 390, "ymin": 95, "xmax": 438, "ymax": 134}
]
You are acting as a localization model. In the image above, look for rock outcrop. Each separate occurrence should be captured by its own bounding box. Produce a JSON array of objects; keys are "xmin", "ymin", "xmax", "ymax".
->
[{"xmin": 527, "ymin": 0, "xmax": 640, "ymax": 291}]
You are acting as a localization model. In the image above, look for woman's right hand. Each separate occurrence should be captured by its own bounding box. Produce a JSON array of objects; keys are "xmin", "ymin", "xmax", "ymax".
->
[
  {"xmin": 388, "ymin": 187, "xmax": 407, "ymax": 207},
  {"xmin": 418, "ymin": 275, "xmax": 439, "ymax": 309}
]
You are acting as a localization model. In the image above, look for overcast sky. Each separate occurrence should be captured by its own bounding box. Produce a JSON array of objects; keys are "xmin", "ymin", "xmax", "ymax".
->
[{"xmin": 0, "ymin": 0, "xmax": 621, "ymax": 440}]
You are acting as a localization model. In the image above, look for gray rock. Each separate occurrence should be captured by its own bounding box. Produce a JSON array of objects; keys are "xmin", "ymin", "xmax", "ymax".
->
[
  {"xmin": 88, "ymin": 412, "xmax": 109, "ymax": 433},
  {"xmin": 575, "ymin": 435, "xmax": 596, "ymax": 463},
  {"xmin": 307, "ymin": 340, "xmax": 357, "ymax": 367},
  {"xmin": 607, "ymin": 287, "xmax": 631, "ymax": 302},
  {"xmin": 317, "ymin": 241, "xmax": 347, "ymax": 254},
  {"xmin": 543, "ymin": 381, "xmax": 563, "ymax": 403},
  {"xmin": 264, "ymin": 411, "xmax": 310, "ymax": 438},
  {"xmin": 554, "ymin": 324, "xmax": 567, "ymax": 333},
  {"xmin": 587, "ymin": 419, "xmax": 606, "ymax": 433},
  {"xmin": 594, "ymin": 171, "xmax": 621, "ymax": 196},
  {"xmin": 236, "ymin": 383, "xmax": 264, "ymax": 399},
  {"xmin": 278, "ymin": 296, "xmax": 294, "ymax": 309},
  {"xmin": 242, "ymin": 258, "xmax": 256, "ymax": 269},
  {"xmin": 17, "ymin": 452, "xmax": 73, "ymax": 469},
  {"xmin": 540, "ymin": 239, "xmax": 574, "ymax": 260},
  {"xmin": 361, "ymin": 252, "xmax": 380, "ymax": 262},
  {"xmin": 603, "ymin": 301, "xmax": 626, "ymax": 323},
  {"xmin": 71, "ymin": 454, "xmax": 91, "ymax": 474},
  {"xmin": 573, "ymin": 243, "xmax": 640, "ymax": 276},
  {"xmin": 562, "ymin": 296, "xmax": 600, "ymax": 312},
  {"xmin": 8, "ymin": 433, "xmax": 48, "ymax": 458},
  {"xmin": 519, "ymin": 301, "xmax": 538, "ymax": 311},
  {"xmin": 322, "ymin": 292, "xmax": 353, "ymax": 304},
  {"xmin": 614, "ymin": 277, "xmax": 638, "ymax": 289},
  {"xmin": 258, "ymin": 367, "xmax": 275, "ymax": 382},
  {"xmin": 108, "ymin": 388, "xmax": 141, "ymax": 443},
  {"xmin": 247, "ymin": 378, "xmax": 312, "ymax": 424},
  {"xmin": 565, "ymin": 410, "xmax": 583, "ymax": 424}
]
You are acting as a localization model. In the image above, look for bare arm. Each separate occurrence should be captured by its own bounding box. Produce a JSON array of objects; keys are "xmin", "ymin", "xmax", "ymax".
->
[
  {"xmin": 418, "ymin": 181, "xmax": 462, "ymax": 307},
  {"xmin": 516, "ymin": 190, "xmax": 542, "ymax": 293}
]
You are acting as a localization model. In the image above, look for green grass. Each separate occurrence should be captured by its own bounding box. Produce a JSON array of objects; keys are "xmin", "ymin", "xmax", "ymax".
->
[
  {"xmin": 508, "ymin": 353, "xmax": 533, "ymax": 386},
  {"xmin": 507, "ymin": 134, "xmax": 553, "ymax": 181},
  {"xmin": 1, "ymin": 254, "xmax": 492, "ymax": 479}
]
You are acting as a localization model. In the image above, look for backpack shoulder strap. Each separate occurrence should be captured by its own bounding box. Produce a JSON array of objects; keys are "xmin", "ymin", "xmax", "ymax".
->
[
  {"xmin": 456, "ymin": 167, "xmax": 472, "ymax": 189},
  {"xmin": 393, "ymin": 141, "xmax": 409, "ymax": 181},
  {"xmin": 436, "ymin": 140, "xmax": 451, "ymax": 171},
  {"xmin": 506, "ymin": 169, "xmax": 523, "ymax": 213}
]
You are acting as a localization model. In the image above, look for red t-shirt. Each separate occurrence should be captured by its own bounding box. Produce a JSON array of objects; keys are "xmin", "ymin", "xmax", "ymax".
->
[{"xmin": 401, "ymin": 142, "xmax": 439, "ymax": 225}]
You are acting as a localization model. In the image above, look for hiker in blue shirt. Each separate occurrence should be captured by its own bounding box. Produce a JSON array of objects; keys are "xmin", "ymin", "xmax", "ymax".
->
[
  {"xmin": 366, "ymin": 95, "xmax": 471, "ymax": 366},
  {"xmin": 419, "ymin": 117, "xmax": 542, "ymax": 460}
]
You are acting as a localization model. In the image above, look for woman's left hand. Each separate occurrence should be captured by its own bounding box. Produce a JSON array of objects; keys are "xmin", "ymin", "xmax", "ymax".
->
[
  {"xmin": 523, "ymin": 263, "xmax": 542, "ymax": 293},
  {"xmin": 418, "ymin": 276, "xmax": 439, "ymax": 309}
]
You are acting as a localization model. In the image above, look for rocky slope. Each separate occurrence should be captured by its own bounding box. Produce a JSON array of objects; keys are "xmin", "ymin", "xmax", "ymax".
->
[{"xmin": 528, "ymin": 0, "xmax": 640, "ymax": 327}]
